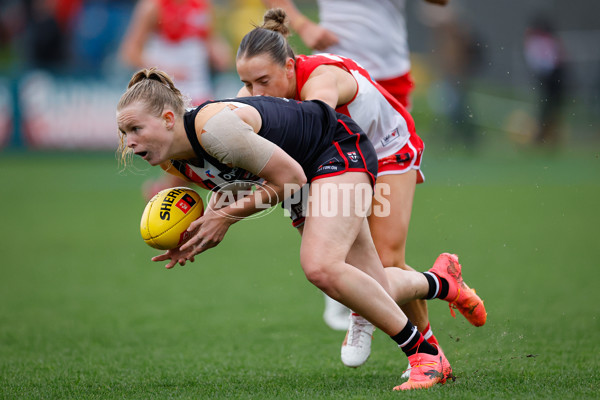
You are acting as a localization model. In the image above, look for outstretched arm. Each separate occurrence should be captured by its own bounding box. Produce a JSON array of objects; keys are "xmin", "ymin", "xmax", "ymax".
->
[{"xmin": 152, "ymin": 105, "xmax": 306, "ymax": 269}]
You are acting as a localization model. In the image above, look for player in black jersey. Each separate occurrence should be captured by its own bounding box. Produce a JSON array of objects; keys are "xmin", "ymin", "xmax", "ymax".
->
[{"xmin": 116, "ymin": 68, "xmax": 486, "ymax": 391}]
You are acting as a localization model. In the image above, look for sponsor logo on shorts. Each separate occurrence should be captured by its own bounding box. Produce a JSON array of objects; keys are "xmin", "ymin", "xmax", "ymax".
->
[
  {"xmin": 317, "ymin": 165, "xmax": 339, "ymax": 171},
  {"xmin": 317, "ymin": 157, "xmax": 340, "ymax": 172},
  {"xmin": 380, "ymin": 128, "xmax": 400, "ymax": 147}
]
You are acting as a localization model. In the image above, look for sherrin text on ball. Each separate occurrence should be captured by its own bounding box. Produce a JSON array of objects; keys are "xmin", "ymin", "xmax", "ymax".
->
[{"xmin": 140, "ymin": 187, "xmax": 204, "ymax": 250}]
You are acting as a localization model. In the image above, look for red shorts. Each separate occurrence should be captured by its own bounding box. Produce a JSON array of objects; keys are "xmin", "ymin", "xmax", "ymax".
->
[
  {"xmin": 377, "ymin": 133, "xmax": 425, "ymax": 184},
  {"xmin": 376, "ymin": 72, "xmax": 415, "ymax": 110}
]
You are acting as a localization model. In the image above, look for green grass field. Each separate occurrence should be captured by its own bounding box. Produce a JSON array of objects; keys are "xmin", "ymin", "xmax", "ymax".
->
[{"xmin": 1, "ymin": 143, "xmax": 599, "ymax": 399}]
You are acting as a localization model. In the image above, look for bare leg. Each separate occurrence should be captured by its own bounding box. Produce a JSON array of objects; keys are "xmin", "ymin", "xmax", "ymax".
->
[
  {"xmin": 368, "ymin": 170, "xmax": 430, "ymax": 331},
  {"xmin": 300, "ymin": 173, "xmax": 418, "ymax": 335}
]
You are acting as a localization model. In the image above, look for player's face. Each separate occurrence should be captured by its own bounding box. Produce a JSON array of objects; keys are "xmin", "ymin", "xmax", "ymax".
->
[
  {"xmin": 237, "ymin": 54, "xmax": 295, "ymax": 98},
  {"xmin": 117, "ymin": 101, "xmax": 171, "ymax": 166}
]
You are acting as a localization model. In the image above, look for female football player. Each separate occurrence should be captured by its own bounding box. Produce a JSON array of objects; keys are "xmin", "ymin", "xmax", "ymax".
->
[
  {"xmin": 116, "ymin": 68, "xmax": 486, "ymax": 390},
  {"xmin": 235, "ymin": 8, "xmax": 471, "ymax": 369}
]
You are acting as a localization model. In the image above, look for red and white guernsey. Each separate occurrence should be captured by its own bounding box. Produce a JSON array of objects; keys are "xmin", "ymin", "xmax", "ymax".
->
[
  {"xmin": 294, "ymin": 53, "xmax": 419, "ymax": 160},
  {"xmin": 316, "ymin": 0, "xmax": 410, "ymax": 81},
  {"xmin": 144, "ymin": 0, "xmax": 213, "ymax": 103}
]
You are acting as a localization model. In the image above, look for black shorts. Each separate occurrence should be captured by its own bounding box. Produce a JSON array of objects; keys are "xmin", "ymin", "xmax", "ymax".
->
[
  {"xmin": 307, "ymin": 114, "xmax": 378, "ymax": 184},
  {"xmin": 283, "ymin": 114, "xmax": 378, "ymax": 227}
]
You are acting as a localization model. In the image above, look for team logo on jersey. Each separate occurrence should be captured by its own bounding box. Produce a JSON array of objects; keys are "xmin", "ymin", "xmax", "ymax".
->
[
  {"xmin": 381, "ymin": 128, "xmax": 400, "ymax": 147},
  {"xmin": 205, "ymin": 169, "xmax": 215, "ymax": 178},
  {"xmin": 347, "ymin": 151, "xmax": 359, "ymax": 162}
]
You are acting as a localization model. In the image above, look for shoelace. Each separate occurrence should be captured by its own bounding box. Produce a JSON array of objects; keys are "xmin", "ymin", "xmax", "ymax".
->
[
  {"xmin": 347, "ymin": 317, "xmax": 372, "ymax": 347},
  {"xmin": 448, "ymin": 286, "xmax": 462, "ymax": 318},
  {"xmin": 409, "ymin": 361, "xmax": 437, "ymax": 371},
  {"xmin": 403, "ymin": 355, "xmax": 438, "ymax": 378},
  {"xmin": 448, "ymin": 287, "xmax": 479, "ymax": 318}
]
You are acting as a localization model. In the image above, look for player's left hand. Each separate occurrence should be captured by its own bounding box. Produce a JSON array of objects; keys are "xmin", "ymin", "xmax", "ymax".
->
[
  {"xmin": 179, "ymin": 207, "xmax": 234, "ymax": 255},
  {"xmin": 152, "ymin": 247, "xmax": 196, "ymax": 269},
  {"xmin": 151, "ymin": 201, "xmax": 235, "ymax": 269}
]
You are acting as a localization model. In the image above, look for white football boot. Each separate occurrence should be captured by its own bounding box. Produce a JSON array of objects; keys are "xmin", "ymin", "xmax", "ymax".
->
[
  {"xmin": 323, "ymin": 295, "xmax": 351, "ymax": 331},
  {"xmin": 341, "ymin": 313, "xmax": 375, "ymax": 367}
]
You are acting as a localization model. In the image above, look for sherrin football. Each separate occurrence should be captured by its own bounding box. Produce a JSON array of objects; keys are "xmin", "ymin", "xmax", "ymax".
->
[{"xmin": 140, "ymin": 187, "xmax": 204, "ymax": 250}]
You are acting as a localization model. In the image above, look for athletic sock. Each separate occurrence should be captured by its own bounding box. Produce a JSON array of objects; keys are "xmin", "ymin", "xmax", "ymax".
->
[
  {"xmin": 422, "ymin": 322, "xmax": 439, "ymax": 346},
  {"xmin": 391, "ymin": 320, "xmax": 438, "ymax": 356},
  {"xmin": 423, "ymin": 271, "xmax": 449, "ymax": 300}
]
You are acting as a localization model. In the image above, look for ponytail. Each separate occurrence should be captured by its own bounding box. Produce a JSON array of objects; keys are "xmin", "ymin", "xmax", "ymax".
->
[{"xmin": 118, "ymin": 67, "xmax": 186, "ymax": 116}]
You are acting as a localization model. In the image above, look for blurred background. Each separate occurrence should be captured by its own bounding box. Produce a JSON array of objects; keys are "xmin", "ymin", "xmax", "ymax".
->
[{"xmin": 0, "ymin": 0, "xmax": 598, "ymax": 152}]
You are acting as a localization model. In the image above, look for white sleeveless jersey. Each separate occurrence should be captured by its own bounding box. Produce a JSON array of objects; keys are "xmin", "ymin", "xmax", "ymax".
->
[
  {"xmin": 346, "ymin": 70, "xmax": 410, "ymax": 158},
  {"xmin": 145, "ymin": 36, "xmax": 212, "ymax": 103},
  {"xmin": 295, "ymin": 54, "xmax": 416, "ymax": 159},
  {"xmin": 316, "ymin": 0, "xmax": 409, "ymax": 80}
]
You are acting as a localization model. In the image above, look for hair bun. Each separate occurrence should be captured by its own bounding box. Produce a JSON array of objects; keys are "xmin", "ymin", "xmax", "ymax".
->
[{"xmin": 262, "ymin": 8, "xmax": 290, "ymax": 37}]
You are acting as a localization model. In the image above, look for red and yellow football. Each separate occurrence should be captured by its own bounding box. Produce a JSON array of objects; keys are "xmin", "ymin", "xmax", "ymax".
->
[{"xmin": 140, "ymin": 187, "xmax": 204, "ymax": 250}]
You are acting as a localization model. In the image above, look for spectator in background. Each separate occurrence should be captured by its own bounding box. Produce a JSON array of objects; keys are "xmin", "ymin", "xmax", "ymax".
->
[
  {"xmin": 524, "ymin": 15, "xmax": 567, "ymax": 146},
  {"xmin": 71, "ymin": 0, "xmax": 135, "ymax": 73},
  {"xmin": 421, "ymin": 2, "xmax": 482, "ymax": 151},
  {"xmin": 119, "ymin": 0, "xmax": 231, "ymax": 104},
  {"xmin": 258, "ymin": 0, "xmax": 449, "ymax": 337},
  {"xmin": 23, "ymin": 0, "xmax": 69, "ymax": 70},
  {"xmin": 119, "ymin": 0, "xmax": 232, "ymax": 198},
  {"xmin": 0, "ymin": 1, "xmax": 26, "ymax": 69}
]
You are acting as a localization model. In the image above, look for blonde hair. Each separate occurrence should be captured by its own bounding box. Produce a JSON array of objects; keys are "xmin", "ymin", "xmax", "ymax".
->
[{"xmin": 116, "ymin": 68, "xmax": 189, "ymax": 166}]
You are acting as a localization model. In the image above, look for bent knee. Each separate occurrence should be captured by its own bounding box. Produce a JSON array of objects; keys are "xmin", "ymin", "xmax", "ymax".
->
[
  {"xmin": 300, "ymin": 256, "xmax": 338, "ymax": 291},
  {"xmin": 301, "ymin": 263, "xmax": 329, "ymax": 287}
]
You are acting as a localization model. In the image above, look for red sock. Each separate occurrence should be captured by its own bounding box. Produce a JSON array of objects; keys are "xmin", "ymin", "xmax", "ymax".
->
[{"xmin": 421, "ymin": 323, "xmax": 439, "ymax": 346}]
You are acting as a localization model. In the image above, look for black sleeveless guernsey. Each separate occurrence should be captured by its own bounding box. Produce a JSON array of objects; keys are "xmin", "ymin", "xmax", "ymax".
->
[{"xmin": 171, "ymin": 96, "xmax": 377, "ymax": 191}]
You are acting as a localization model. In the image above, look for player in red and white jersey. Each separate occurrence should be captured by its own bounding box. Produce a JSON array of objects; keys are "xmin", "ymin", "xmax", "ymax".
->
[
  {"xmin": 120, "ymin": 0, "xmax": 230, "ymax": 105},
  {"xmin": 120, "ymin": 0, "xmax": 232, "ymax": 199},
  {"xmin": 236, "ymin": 9, "xmax": 447, "ymax": 370},
  {"xmin": 309, "ymin": 0, "xmax": 415, "ymax": 109},
  {"xmin": 294, "ymin": 52, "xmax": 422, "ymax": 171},
  {"xmin": 261, "ymin": 0, "xmax": 449, "ymax": 109}
]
